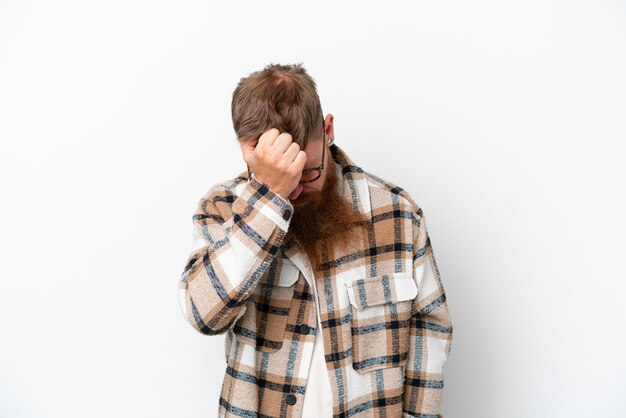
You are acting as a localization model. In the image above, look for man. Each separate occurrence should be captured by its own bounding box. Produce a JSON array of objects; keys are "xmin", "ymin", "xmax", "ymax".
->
[{"xmin": 178, "ymin": 63, "xmax": 453, "ymax": 417}]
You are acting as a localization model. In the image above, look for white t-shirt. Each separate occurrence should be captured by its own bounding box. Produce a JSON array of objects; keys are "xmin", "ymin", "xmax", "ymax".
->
[
  {"xmin": 301, "ymin": 277, "xmax": 334, "ymax": 417},
  {"xmin": 301, "ymin": 159, "xmax": 343, "ymax": 416}
]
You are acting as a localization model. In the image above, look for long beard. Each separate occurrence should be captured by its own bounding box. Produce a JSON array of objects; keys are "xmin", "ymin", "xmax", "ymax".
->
[{"xmin": 283, "ymin": 162, "xmax": 368, "ymax": 273}]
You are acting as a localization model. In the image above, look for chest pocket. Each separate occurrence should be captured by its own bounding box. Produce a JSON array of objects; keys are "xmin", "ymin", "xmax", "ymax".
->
[
  {"xmin": 232, "ymin": 259, "xmax": 300, "ymax": 353},
  {"xmin": 346, "ymin": 271, "xmax": 418, "ymax": 374}
]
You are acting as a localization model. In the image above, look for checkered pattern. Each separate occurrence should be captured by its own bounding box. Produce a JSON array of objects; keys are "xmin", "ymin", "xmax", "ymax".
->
[{"xmin": 178, "ymin": 144, "xmax": 453, "ymax": 417}]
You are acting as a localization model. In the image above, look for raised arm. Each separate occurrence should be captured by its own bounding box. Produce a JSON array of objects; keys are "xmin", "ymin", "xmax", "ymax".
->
[{"xmin": 178, "ymin": 176, "xmax": 294, "ymax": 335}]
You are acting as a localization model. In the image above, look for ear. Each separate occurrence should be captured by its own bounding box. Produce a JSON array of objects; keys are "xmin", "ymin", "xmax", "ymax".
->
[{"xmin": 324, "ymin": 113, "xmax": 335, "ymax": 143}]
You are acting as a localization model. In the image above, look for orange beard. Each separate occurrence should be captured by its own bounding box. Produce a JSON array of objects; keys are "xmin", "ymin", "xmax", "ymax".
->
[{"xmin": 283, "ymin": 160, "xmax": 369, "ymax": 274}]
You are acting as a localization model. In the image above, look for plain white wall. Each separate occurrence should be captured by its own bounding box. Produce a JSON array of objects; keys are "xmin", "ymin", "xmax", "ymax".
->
[{"xmin": 1, "ymin": 1, "xmax": 625, "ymax": 417}]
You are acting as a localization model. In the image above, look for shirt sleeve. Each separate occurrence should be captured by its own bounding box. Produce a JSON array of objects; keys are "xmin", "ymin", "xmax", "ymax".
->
[
  {"xmin": 177, "ymin": 176, "xmax": 294, "ymax": 335},
  {"xmin": 403, "ymin": 207, "xmax": 454, "ymax": 417}
]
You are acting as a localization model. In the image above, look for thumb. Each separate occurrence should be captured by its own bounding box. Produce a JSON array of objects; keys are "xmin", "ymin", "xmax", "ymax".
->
[{"xmin": 240, "ymin": 139, "xmax": 258, "ymax": 161}]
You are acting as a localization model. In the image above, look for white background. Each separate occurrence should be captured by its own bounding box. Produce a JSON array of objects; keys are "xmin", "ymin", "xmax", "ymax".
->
[{"xmin": 1, "ymin": 1, "xmax": 625, "ymax": 417}]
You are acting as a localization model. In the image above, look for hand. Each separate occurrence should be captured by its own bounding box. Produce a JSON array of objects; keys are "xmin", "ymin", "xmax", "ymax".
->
[{"xmin": 240, "ymin": 128, "xmax": 307, "ymax": 200}]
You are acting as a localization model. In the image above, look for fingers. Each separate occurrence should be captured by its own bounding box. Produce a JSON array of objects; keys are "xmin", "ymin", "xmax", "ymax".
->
[
  {"xmin": 264, "ymin": 130, "xmax": 298, "ymax": 163},
  {"xmin": 284, "ymin": 141, "xmax": 302, "ymax": 163},
  {"xmin": 270, "ymin": 131, "xmax": 294, "ymax": 154},
  {"xmin": 274, "ymin": 134, "xmax": 305, "ymax": 173},
  {"xmin": 292, "ymin": 149, "xmax": 307, "ymax": 172},
  {"xmin": 258, "ymin": 128, "xmax": 281, "ymax": 148},
  {"xmin": 248, "ymin": 128, "xmax": 293, "ymax": 154},
  {"xmin": 240, "ymin": 128, "xmax": 279, "ymax": 163},
  {"xmin": 241, "ymin": 127, "xmax": 304, "ymax": 172}
]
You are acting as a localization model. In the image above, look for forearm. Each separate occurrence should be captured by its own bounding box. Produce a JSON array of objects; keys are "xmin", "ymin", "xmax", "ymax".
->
[{"xmin": 178, "ymin": 176, "xmax": 294, "ymax": 335}]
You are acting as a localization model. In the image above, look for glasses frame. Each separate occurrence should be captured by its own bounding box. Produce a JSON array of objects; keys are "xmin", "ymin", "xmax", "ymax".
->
[{"xmin": 246, "ymin": 123, "xmax": 327, "ymax": 184}]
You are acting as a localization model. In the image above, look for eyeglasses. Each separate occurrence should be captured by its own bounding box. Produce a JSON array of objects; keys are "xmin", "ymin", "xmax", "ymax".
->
[
  {"xmin": 299, "ymin": 125, "xmax": 326, "ymax": 183},
  {"xmin": 246, "ymin": 124, "xmax": 327, "ymax": 184}
]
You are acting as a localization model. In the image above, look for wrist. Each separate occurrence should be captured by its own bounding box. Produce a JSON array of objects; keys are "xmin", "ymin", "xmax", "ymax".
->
[{"xmin": 251, "ymin": 173, "xmax": 290, "ymax": 200}]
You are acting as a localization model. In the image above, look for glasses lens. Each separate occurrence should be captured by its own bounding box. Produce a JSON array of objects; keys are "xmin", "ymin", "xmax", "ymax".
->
[{"xmin": 300, "ymin": 170, "xmax": 320, "ymax": 183}]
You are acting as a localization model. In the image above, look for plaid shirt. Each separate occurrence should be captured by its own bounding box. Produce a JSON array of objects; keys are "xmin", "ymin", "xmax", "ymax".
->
[{"xmin": 178, "ymin": 143, "xmax": 454, "ymax": 417}]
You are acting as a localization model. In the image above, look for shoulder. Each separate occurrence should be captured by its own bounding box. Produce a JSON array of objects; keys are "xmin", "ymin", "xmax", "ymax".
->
[{"xmin": 361, "ymin": 169, "xmax": 425, "ymax": 224}]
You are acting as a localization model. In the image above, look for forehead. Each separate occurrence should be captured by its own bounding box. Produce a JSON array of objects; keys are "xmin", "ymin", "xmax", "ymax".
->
[{"xmin": 302, "ymin": 138, "xmax": 323, "ymax": 157}]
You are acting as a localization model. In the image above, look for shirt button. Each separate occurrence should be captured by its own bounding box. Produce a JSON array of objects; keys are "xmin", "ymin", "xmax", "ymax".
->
[
  {"xmin": 285, "ymin": 394, "xmax": 297, "ymax": 405},
  {"xmin": 283, "ymin": 208, "xmax": 292, "ymax": 220},
  {"xmin": 300, "ymin": 324, "xmax": 310, "ymax": 335}
]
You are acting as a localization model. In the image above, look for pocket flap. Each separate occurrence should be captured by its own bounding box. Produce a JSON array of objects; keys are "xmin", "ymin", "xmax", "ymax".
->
[{"xmin": 345, "ymin": 272, "xmax": 418, "ymax": 310}]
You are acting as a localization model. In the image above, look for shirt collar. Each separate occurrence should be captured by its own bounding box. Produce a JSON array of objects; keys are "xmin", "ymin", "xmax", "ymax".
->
[{"xmin": 330, "ymin": 143, "xmax": 372, "ymax": 219}]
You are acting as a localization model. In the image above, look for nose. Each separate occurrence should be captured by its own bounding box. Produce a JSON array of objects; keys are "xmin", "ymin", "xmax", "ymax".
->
[{"xmin": 288, "ymin": 184, "xmax": 304, "ymax": 200}]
